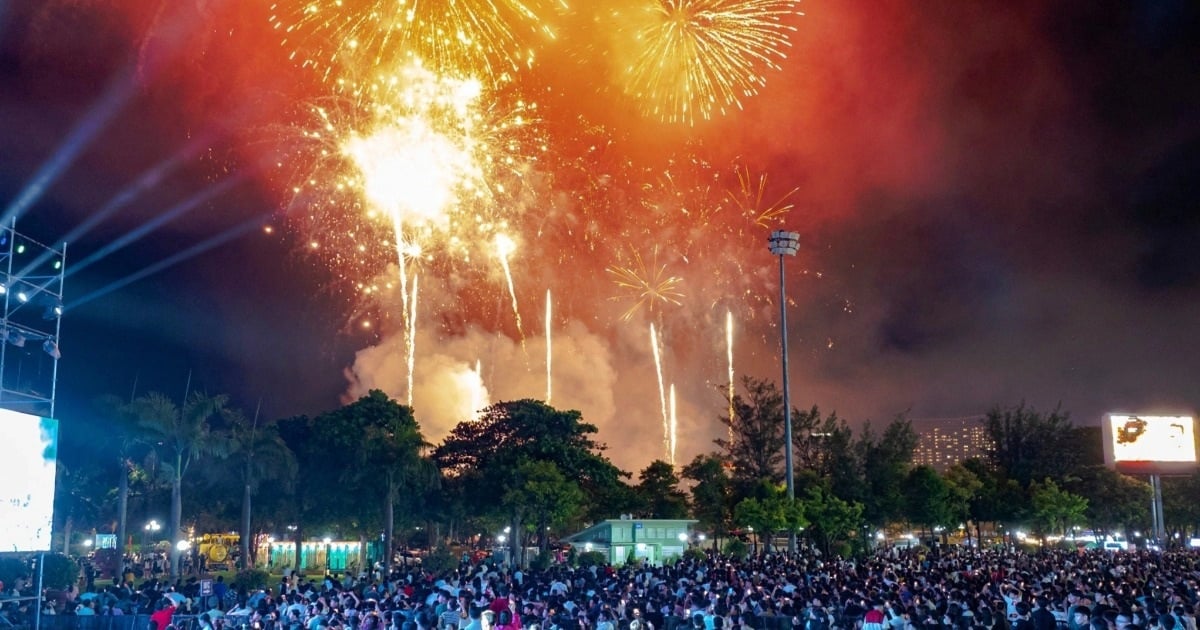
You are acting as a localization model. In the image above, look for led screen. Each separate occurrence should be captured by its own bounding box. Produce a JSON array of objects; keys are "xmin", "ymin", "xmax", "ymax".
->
[
  {"xmin": 1103, "ymin": 414, "xmax": 1198, "ymax": 475},
  {"xmin": 0, "ymin": 409, "xmax": 58, "ymax": 552}
]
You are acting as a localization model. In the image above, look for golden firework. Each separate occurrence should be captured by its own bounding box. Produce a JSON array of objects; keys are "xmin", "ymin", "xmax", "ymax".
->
[
  {"xmin": 727, "ymin": 163, "xmax": 797, "ymax": 228},
  {"xmin": 270, "ymin": 0, "xmax": 563, "ymax": 87},
  {"xmin": 283, "ymin": 58, "xmax": 542, "ymax": 276},
  {"xmin": 607, "ymin": 248, "xmax": 684, "ymax": 321},
  {"xmin": 621, "ymin": 0, "xmax": 802, "ymax": 125}
]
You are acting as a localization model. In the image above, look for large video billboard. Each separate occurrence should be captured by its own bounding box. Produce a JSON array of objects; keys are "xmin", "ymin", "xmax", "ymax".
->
[
  {"xmin": 0, "ymin": 409, "xmax": 59, "ymax": 552},
  {"xmin": 1103, "ymin": 414, "xmax": 1198, "ymax": 475}
]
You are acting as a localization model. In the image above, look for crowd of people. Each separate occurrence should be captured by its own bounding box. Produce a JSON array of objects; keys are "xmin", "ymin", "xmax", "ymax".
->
[{"xmin": 3, "ymin": 546, "xmax": 1199, "ymax": 630}]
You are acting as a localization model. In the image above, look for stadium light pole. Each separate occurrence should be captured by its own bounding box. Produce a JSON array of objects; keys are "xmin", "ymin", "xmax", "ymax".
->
[{"xmin": 768, "ymin": 230, "xmax": 800, "ymax": 554}]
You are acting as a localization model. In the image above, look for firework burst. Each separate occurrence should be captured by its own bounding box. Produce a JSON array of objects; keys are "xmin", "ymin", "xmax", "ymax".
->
[
  {"xmin": 619, "ymin": 0, "xmax": 803, "ymax": 125},
  {"xmin": 726, "ymin": 163, "xmax": 798, "ymax": 228},
  {"xmin": 607, "ymin": 248, "xmax": 684, "ymax": 322},
  {"xmin": 280, "ymin": 60, "xmax": 542, "ymax": 283}
]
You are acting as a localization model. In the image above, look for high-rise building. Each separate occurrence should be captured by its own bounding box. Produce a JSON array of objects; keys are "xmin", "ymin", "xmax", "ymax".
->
[{"xmin": 910, "ymin": 416, "xmax": 993, "ymax": 471}]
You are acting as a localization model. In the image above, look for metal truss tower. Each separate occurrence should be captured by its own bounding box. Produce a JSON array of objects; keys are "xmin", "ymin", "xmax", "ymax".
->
[{"xmin": 0, "ymin": 221, "xmax": 66, "ymax": 417}]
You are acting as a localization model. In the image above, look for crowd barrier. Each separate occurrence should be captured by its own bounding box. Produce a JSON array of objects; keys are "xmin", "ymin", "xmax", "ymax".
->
[{"xmin": 3, "ymin": 614, "xmax": 255, "ymax": 630}]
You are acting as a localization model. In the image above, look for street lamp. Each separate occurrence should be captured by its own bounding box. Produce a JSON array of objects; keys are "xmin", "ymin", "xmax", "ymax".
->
[
  {"xmin": 143, "ymin": 520, "xmax": 162, "ymax": 573},
  {"xmin": 768, "ymin": 230, "xmax": 800, "ymax": 554}
]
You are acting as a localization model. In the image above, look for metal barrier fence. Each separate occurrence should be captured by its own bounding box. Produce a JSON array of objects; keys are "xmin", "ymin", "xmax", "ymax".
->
[{"xmin": 1, "ymin": 615, "xmax": 255, "ymax": 630}]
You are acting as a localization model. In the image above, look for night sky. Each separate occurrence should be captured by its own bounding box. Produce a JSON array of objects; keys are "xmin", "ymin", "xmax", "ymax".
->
[{"xmin": 1, "ymin": 0, "xmax": 1198, "ymax": 473}]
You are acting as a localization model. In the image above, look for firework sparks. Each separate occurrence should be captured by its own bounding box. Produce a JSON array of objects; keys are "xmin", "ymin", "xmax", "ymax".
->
[
  {"xmin": 607, "ymin": 248, "xmax": 684, "ymax": 321},
  {"xmin": 726, "ymin": 163, "xmax": 798, "ymax": 227},
  {"xmin": 291, "ymin": 58, "xmax": 541, "ymax": 276},
  {"xmin": 342, "ymin": 63, "xmax": 486, "ymax": 229},
  {"xmin": 619, "ymin": 0, "xmax": 803, "ymax": 125},
  {"xmin": 270, "ymin": 0, "xmax": 563, "ymax": 90}
]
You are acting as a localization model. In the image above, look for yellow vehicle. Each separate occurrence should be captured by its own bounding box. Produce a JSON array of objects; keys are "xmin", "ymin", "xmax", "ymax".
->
[{"xmin": 198, "ymin": 533, "xmax": 239, "ymax": 570}]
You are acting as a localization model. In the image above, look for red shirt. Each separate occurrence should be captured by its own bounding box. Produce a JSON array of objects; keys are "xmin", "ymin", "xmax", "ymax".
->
[{"xmin": 150, "ymin": 605, "xmax": 176, "ymax": 630}]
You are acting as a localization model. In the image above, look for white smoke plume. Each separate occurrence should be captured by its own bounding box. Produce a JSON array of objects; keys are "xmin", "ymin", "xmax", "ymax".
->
[{"xmin": 344, "ymin": 319, "xmax": 618, "ymax": 452}]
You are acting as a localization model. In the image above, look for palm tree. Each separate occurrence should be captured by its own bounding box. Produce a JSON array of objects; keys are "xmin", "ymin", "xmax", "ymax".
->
[
  {"xmin": 132, "ymin": 391, "xmax": 231, "ymax": 580},
  {"xmin": 374, "ymin": 427, "xmax": 437, "ymax": 573},
  {"xmin": 94, "ymin": 394, "xmax": 144, "ymax": 568},
  {"xmin": 227, "ymin": 406, "xmax": 297, "ymax": 569}
]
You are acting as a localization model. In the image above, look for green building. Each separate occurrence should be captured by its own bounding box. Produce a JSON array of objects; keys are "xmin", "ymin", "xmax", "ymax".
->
[{"xmin": 561, "ymin": 518, "xmax": 698, "ymax": 566}]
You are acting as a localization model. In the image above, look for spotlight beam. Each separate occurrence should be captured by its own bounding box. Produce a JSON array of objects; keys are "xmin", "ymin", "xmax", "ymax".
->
[
  {"xmin": 67, "ymin": 174, "xmax": 246, "ymax": 277},
  {"xmin": 66, "ymin": 216, "xmax": 264, "ymax": 312},
  {"xmin": 12, "ymin": 133, "xmax": 213, "ymax": 281},
  {"xmin": 0, "ymin": 66, "xmax": 136, "ymax": 226},
  {"xmin": 1, "ymin": 0, "xmax": 224, "ymax": 226}
]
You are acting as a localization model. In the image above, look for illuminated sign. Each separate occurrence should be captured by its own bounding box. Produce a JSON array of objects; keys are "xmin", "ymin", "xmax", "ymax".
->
[{"xmin": 1102, "ymin": 414, "xmax": 1197, "ymax": 475}]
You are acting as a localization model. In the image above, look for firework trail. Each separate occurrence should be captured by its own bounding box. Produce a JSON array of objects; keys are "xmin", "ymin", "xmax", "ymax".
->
[
  {"xmin": 669, "ymin": 383, "xmax": 678, "ymax": 466},
  {"xmin": 393, "ymin": 226, "xmax": 418, "ymax": 405},
  {"xmin": 650, "ymin": 322, "xmax": 670, "ymax": 461},
  {"xmin": 408, "ymin": 269, "xmax": 419, "ymax": 405},
  {"xmin": 546, "ymin": 288, "xmax": 552, "ymax": 403},
  {"xmin": 493, "ymin": 233, "xmax": 526, "ymax": 347},
  {"xmin": 473, "ymin": 359, "xmax": 485, "ymax": 420},
  {"xmin": 727, "ymin": 308, "xmax": 735, "ymax": 445}
]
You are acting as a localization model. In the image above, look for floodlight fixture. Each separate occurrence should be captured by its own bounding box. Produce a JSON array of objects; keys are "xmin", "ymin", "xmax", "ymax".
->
[{"xmin": 5, "ymin": 330, "xmax": 26, "ymax": 347}]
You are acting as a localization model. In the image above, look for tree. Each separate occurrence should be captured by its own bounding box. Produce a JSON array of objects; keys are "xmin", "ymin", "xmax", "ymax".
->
[
  {"xmin": 733, "ymin": 487, "xmax": 806, "ymax": 553},
  {"xmin": 902, "ymin": 466, "xmax": 954, "ymax": 540},
  {"xmin": 227, "ymin": 408, "xmax": 297, "ymax": 569},
  {"xmin": 681, "ymin": 454, "xmax": 733, "ymax": 544},
  {"xmin": 275, "ymin": 414, "xmax": 325, "ymax": 570},
  {"xmin": 53, "ymin": 459, "xmax": 108, "ymax": 555},
  {"xmin": 1029, "ymin": 478, "xmax": 1088, "ymax": 540},
  {"xmin": 93, "ymin": 394, "xmax": 145, "ymax": 562},
  {"xmin": 717, "ymin": 376, "xmax": 786, "ymax": 491},
  {"xmin": 434, "ymin": 399, "xmax": 625, "ymax": 566},
  {"xmin": 943, "ymin": 464, "xmax": 983, "ymax": 544},
  {"xmin": 983, "ymin": 403, "xmax": 1077, "ymax": 488},
  {"xmin": 132, "ymin": 390, "xmax": 232, "ymax": 580},
  {"xmin": 1163, "ymin": 472, "xmax": 1200, "ymax": 543},
  {"xmin": 1068, "ymin": 467, "xmax": 1149, "ymax": 540},
  {"xmin": 857, "ymin": 416, "xmax": 917, "ymax": 526},
  {"xmin": 312, "ymin": 391, "xmax": 433, "ymax": 572},
  {"xmin": 960, "ymin": 458, "xmax": 1024, "ymax": 541},
  {"xmin": 501, "ymin": 460, "xmax": 584, "ymax": 557},
  {"xmin": 810, "ymin": 414, "xmax": 862, "ymax": 510},
  {"xmin": 634, "ymin": 461, "xmax": 689, "ymax": 519},
  {"xmin": 801, "ymin": 485, "xmax": 863, "ymax": 556}
]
